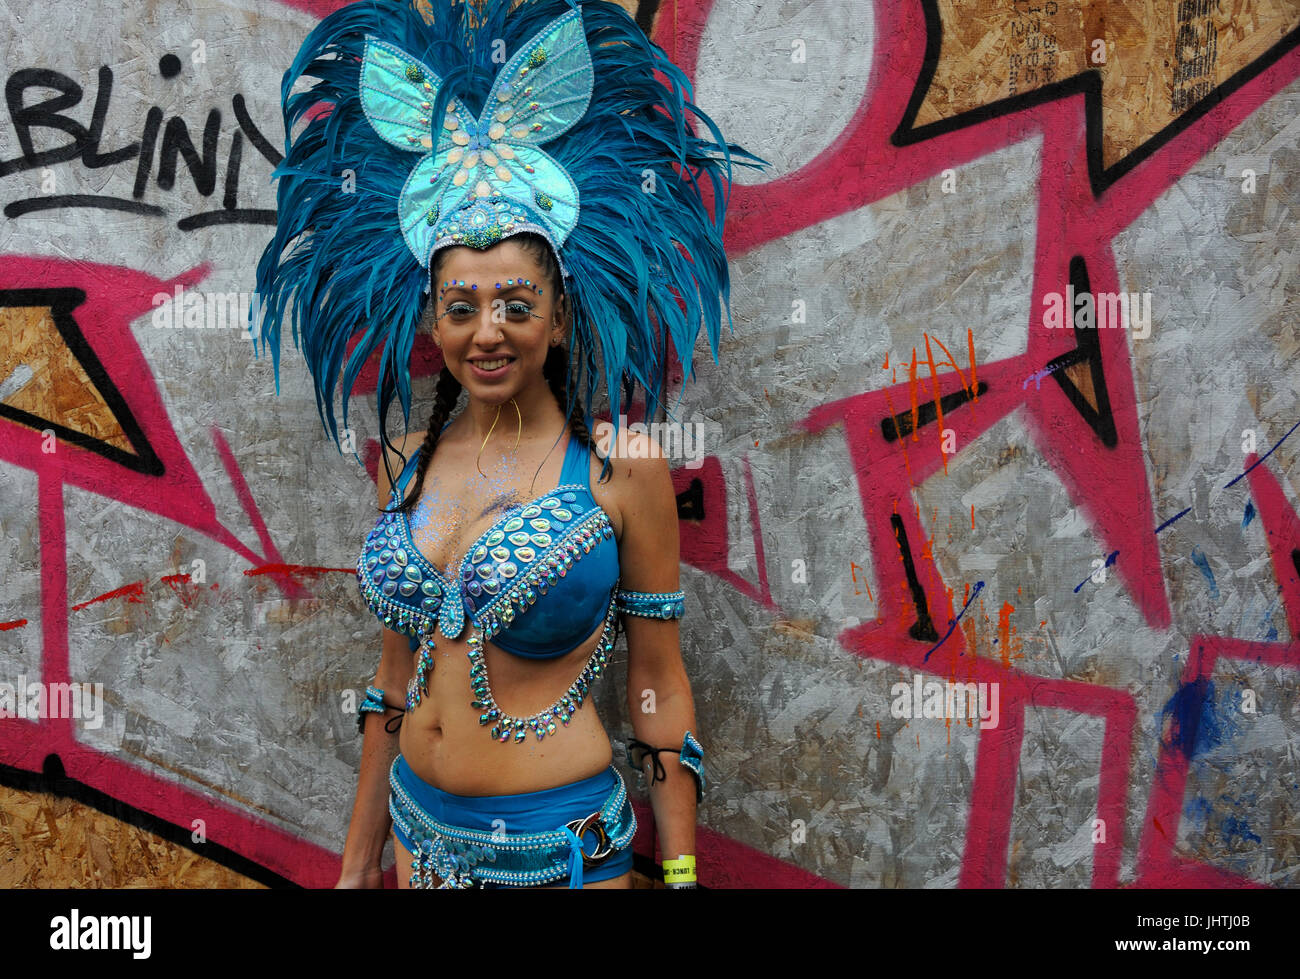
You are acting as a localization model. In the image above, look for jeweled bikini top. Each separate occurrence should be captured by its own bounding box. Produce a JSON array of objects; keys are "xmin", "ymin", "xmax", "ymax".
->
[
  {"xmin": 358, "ymin": 429, "xmax": 618, "ymax": 659},
  {"xmin": 356, "ymin": 426, "xmax": 686, "ymax": 744}
]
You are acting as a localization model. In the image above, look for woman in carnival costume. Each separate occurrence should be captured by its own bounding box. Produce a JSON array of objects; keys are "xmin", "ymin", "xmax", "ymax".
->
[{"xmin": 254, "ymin": 0, "xmax": 763, "ymax": 888}]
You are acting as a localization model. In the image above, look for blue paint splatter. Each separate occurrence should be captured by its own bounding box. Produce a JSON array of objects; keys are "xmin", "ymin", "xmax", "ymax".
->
[
  {"xmin": 1183, "ymin": 795, "xmax": 1212, "ymax": 828},
  {"xmin": 1160, "ymin": 678, "xmax": 1242, "ymax": 759},
  {"xmin": 1074, "ymin": 550, "xmax": 1119, "ymax": 593},
  {"xmin": 922, "ymin": 580, "xmax": 984, "ymax": 663},
  {"xmin": 1189, "ymin": 548, "xmax": 1219, "ymax": 599},
  {"xmin": 1155, "ymin": 506, "xmax": 1193, "ymax": 535},
  {"xmin": 1242, "ymin": 500, "xmax": 1256, "ymax": 528},
  {"xmin": 1220, "ymin": 815, "xmax": 1262, "ymax": 847}
]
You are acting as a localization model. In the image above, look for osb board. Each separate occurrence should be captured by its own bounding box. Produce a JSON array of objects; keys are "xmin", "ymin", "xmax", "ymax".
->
[
  {"xmin": 916, "ymin": 0, "xmax": 1299, "ymax": 168},
  {"xmin": 0, "ymin": 304, "xmax": 133, "ymax": 453},
  {"xmin": 0, "ymin": 784, "xmax": 263, "ymax": 888}
]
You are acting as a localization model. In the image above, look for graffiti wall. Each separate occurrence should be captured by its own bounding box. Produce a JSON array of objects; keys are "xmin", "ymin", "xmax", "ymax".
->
[{"xmin": 1, "ymin": 0, "xmax": 1297, "ymax": 888}]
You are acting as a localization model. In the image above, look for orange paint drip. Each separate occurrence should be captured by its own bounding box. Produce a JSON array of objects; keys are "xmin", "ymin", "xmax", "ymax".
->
[
  {"xmin": 923, "ymin": 334, "xmax": 949, "ymax": 474},
  {"xmin": 967, "ymin": 328, "xmax": 979, "ymax": 402},
  {"xmin": 908, "ymin": 347, "xmax": 920, "ymax": 443},
  {"xmin": 929, "ymin": 333, "xmax": 969, "ymax": 395},
  {"xmin": 998, "ymin": 602, "xmax": 1015, "ymax": 668},
  {"xmin": 970, "ymin": 504, "xmax": 975, "ymax": 529},
  {"xmin": 881, "ymin": 387, "xmax": 919, "ymax": 495},
  {"xmin": 876, "ymin": 721, "xmax": 882, "ymax": 739},
  {"xmin": 850, "ymin": 561, "xmax": 873, "ymax": 602}
]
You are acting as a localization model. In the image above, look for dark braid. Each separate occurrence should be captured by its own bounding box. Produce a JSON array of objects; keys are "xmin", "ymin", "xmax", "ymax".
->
[
  {"xmin": 542, "ymin": 343, "xmax": 610, "ymax": 484},
  {"xmin": 387, "ymin": 366, "xmax": 462, "ymax": 514}
]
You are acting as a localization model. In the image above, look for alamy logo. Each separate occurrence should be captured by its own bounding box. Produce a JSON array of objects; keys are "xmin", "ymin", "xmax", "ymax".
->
[
  {"xmin": 1041, "ymin": 285, "xmax": 1152, "ymax": 339},
  {"xmin": 890, "ymin": 676, "xmax": 1000, "ymax": 730},
  {"xmin": 592, "ymin": 414, "xmax": 711, "ymax": 470},
  {"xmin": 151, "ymin": 285, "xmax": 262, "ymax": 333},
  {"xmin": 0, "ymin": 677, "xmax": 103, "ymax": 729},
  {"xmin": 50, "ymin": 910, "xmax": 151, "ymax": 959}
]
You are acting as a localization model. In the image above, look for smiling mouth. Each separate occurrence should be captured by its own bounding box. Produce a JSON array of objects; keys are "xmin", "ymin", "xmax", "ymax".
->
[{"xmin": 472, "ymin": 357, "xmax": 513, "ymax": 371}]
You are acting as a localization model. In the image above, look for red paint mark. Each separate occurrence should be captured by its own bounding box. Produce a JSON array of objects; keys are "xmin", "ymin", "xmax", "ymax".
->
[
  {"xmin": 970, "ymin": 504, "xmax": 975, "ymax": 529},
  {"xmin": 71, "ymin": 580, "xmax": 146, "ymax": 612},
  {"xmin": 160, "ymin": 572, "xmax": 204, "ymax": 609},
  {"xmin": 876, "ymin": 721, "xmax": 882, "ymax": 739},
  {"xmin": 243, "ymin": 563, "xmax": 355, "ymax": 578},
  {"xmin": 0, "ymin": 619, "xmax": 28, "ymax": 631},
  {"xmin": 210, "ymin": 426, "xmax": 310, "ymax": 601}
]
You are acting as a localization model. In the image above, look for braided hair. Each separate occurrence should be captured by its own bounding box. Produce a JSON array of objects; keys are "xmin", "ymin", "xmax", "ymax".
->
[{"xmin": 384, "ymin": 234, "xmax": 607, "ymax": 515}]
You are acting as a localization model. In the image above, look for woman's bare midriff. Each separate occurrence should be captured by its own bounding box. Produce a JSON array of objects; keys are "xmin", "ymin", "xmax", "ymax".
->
[{"xmin": 397, "ymin": 617, "xmax": 614, "ymax": 796}]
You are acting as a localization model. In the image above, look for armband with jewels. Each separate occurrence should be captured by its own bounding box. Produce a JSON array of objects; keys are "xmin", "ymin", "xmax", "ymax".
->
[
  {"xmin": 614, "ymin": 588, "xmax": 685, "ymax": 620},
  {"xmin": 626, "ymin": 730, "xmax": 705, "ymax": 803},
  {"xmin": 357, "ymin": 685, "xmax": 403, "ymax": 734}
]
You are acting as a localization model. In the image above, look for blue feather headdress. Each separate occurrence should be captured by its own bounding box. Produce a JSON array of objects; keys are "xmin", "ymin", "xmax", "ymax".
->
[{"xmin": 252, "ymin": 0, "xmax": 764, "ymax": 477}]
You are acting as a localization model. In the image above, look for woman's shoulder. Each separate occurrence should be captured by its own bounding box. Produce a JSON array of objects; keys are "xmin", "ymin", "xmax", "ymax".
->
[{"xmin": 588, "ymin": 428, "xmax": 671, "ymax": 537}]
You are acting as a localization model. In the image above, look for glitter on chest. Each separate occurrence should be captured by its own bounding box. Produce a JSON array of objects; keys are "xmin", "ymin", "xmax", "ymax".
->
[{"xmin": 407, "ymin": 450, "xmax": 527, "ymax": 579}]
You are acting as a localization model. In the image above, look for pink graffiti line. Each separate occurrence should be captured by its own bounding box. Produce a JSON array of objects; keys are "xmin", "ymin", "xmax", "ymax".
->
[
  {"xmin": 669, "ymin": 2, "xmax": 1300, "ymax": 260},
  {"xmin": 673, "ymin": 454, "xmax": 775, "ymax": 610},
  {"xmin": 662, "ymin": 0, "xmax": 1300, "ymax": 630},
  {"xmin": 803, "ymin": 375, "xmax": 1139, "ymax": 888},
  {"xmin": 1137, "ymin": 455, "xmax": 1300, "ymax": 887},
  {"xmin": 0, "ymin": 256, "xmax": 334, "ymax": 884}
]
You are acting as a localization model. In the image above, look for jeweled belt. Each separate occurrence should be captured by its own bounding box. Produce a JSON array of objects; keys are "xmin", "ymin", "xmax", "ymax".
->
[{"xmin": 388, "ymin": 760, "xmax": 636, "ymax": 889}]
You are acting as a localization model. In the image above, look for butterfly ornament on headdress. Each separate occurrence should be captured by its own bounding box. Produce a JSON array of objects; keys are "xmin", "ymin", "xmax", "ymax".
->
[{"xmin": 359, "ymin": 5, "xmax": 592, "ymax": 283}]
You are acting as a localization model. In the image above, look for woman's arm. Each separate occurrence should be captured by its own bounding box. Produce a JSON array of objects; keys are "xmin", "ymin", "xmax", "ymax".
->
[
  {"xmin": 613, "ymin": 437, "xmax": 699, "ymax": 874},
  {"xmin": 336, "ymin": 436, "xmax": 420, "ymax": 888},
  {"xmin": 336, "ymin": 627, "xmax": 413, "ymax": 887}
]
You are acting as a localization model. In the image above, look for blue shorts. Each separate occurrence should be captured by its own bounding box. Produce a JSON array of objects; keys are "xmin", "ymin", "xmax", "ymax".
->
[{"xmin": 389, "ymin": 754, "xmax": 635, "ymax": 888}]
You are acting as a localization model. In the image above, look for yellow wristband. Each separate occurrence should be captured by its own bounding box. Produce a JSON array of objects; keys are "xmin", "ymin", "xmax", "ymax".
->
[{"xmin": 662, "ymin": 855, "xmax": 696, "ymax": 884}]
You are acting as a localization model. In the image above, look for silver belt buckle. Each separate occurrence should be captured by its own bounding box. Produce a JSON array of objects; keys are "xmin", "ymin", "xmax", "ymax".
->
[{"xmin": 565, "ymin": 812, "xmax": 613, "ymax": 867}]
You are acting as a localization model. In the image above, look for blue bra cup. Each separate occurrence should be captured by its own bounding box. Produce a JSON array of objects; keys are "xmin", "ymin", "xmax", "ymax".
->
[{"xmin": 357, "ymin": 429, "xmax": 619, "ymax": 660}]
